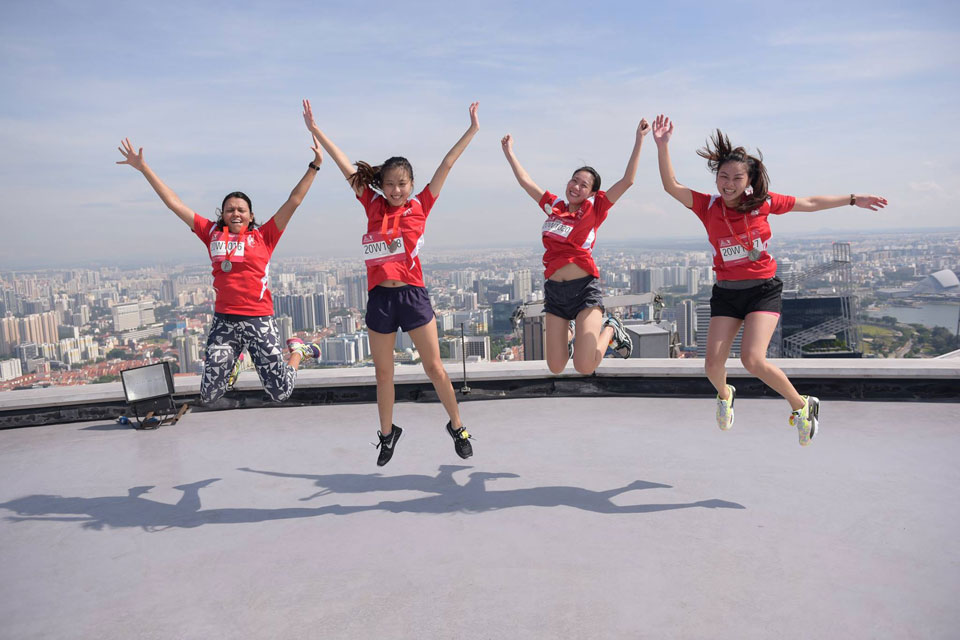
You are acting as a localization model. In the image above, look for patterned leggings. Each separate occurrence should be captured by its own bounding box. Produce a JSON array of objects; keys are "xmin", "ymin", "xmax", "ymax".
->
[{"xmin": 201, "ymin": 315, "xmax": 297, "ymax": 404}]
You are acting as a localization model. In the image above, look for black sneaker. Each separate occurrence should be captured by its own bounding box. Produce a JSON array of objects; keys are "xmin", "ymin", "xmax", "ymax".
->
[
  {"xmin": 374, "ymin": 425, "xmax": 402, "ymax": 467},
  {"xmin": 445, "ymin": 421, "xmax": 473, "ymax": 459}
]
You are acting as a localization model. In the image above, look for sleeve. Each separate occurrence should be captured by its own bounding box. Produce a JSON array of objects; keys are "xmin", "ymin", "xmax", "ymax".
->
[
  {"xmin": 688, "ymin": 190, "xmax": 712, "ymax": 223},
  {"xmin": 258, "ymin": 218, "xmax": 283, "ymax": 249},
  {"xmin": 417, "ymin": 185, "xmax": 437, "ymax": 217},
  {"xmin": 356, "ymin": 187, "xmax": 377, "ymax": 207},
  {"xmin": 766, "ymin": 192, "xmax": 796, "ymax": 215},
  {"xmin": 538, "ymin": 190, "xmax": 561, "ymax": 216},
  {"xmin": 192, "ymin": 215, "xmax": 214, "ymax": 243},
  {"xmin": 593, "ymin": 191, "xmax": 614, "ymax": 226}
]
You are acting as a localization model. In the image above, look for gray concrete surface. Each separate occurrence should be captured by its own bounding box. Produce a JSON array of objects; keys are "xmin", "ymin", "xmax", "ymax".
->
[{"xmin": 1, "ymin": 397, "xmax": 958, "ymax": 639}]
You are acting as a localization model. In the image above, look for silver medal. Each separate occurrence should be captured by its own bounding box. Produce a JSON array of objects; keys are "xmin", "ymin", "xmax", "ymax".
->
[
  {"xmin": 221, "ymin": 260, "xmax": 233, "ymax": 272},
  {"xmin": 747, "ymin": 248, "xmax": 761, "ymax": 261}
]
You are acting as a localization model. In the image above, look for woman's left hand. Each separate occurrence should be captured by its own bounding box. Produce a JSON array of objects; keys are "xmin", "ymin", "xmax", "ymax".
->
[
  {"xmin": 854, "ymin": 195, "xmax": 888, "ymax": 211},
  {"xmin": 468, "ymin": 101, "xmax": 480, "ymax": 132}
]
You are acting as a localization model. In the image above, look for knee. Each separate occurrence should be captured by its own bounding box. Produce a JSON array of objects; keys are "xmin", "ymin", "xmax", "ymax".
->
[
  {"xmin": 374, "ymin": 367, "xmax": 394, "ymax": 386},
  {"xmin": 572, "ymin": 355, "xmax": 595, "ymax": 375},
  {"xmin": 740, "ymin": 352, "xmax": 766, "ymax": 374},
  {"xmin": 200, "ymin": 385, "xmax": 224, "ymax": 405},
  {"xmin": 547, "ymin": 358, "xmax": 566, "ymax": 375},
  {"xmin": 422, "ymin": 359, "xmax": 448, "ymax": 382}
]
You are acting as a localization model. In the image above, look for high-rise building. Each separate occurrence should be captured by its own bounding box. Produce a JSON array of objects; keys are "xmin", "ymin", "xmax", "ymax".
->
[
  {"xmin": 276, "ymin": 315, "xmax": 293, "ymax": 346},
  {"xmin": 0, "ymin": 358, "xmax": 23, "ymax": 381},
  {"xmin": 344, "ymin": 274, "xmax": 367, "ymax": 311},
  {"xmin": 512, "ymin": 269, "xmax": 532, "ymax": 302},
  {"xmin": 314, "ymin": 290, "xmax": 329, "ymax": 329},
  {"xmin": 630, "ymin": 268, "xmax": 664, "ymax": 294},
  {"xmin": 112, "ymin": 303, "xmax": 141, "ymax": 332},
  {"xmin": 491, "ymin": 301, "xmax": 517, "ymax": 334},
  {"xmin": 450, "ymin": 335, "xmax": 491, "ymax": 361},
  {"xmin": 522, "ymin": 315, "xmax": 547, "ymax": 361}
]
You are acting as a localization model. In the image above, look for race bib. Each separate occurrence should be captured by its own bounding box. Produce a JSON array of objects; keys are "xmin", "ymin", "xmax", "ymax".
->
[
  {"xmin": 717, "ymin": 231, "xmax": 763, "ymax": 263},
  {"xmin": 542, "ymin": 217, "xmax": 575, "ymax": 241},
  {"xmin": 209, "ymin": 237, "xmax": 246, "ymax": 262},
  {"xmin": 362, "ymin": 232, "xmax": 406, "ymax": 266}
]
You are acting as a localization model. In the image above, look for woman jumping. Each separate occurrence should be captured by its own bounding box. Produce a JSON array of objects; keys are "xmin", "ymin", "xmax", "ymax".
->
[
  {"xmin": 501, "ymin": 118, "xmax": 650, "ymax": 375},
  {"xmin": 303, "ymin": 99, "xmax": 479, "ymax": 466},
  {"xmin": 116, "ymin": 107, "xmax": 323, "ymax": 405},
  {"xmin": 652, "ymin": 114, "xmax": 887, "ymax": 445}
]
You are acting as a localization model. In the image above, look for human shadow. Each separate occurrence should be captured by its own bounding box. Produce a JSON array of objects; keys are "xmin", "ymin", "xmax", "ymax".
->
[
  {"xmin": 0, "ymin": 469, "xmax": 744, "ymax": 532},
  {"xmin": 237, "ymin": 464, "xmax": 473, "ymax": 501}
]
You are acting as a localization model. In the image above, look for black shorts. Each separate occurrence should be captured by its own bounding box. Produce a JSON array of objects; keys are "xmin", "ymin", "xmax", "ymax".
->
[
  {"xmin": 543, "ymin": 275, "xmax": 605, "ymax": 321},
  {"xmin": 365, "ymin": 285, "xmax": 436, "ymax": 334},
  {"xmin": 710, "ymin": 277, "xmax": 783, "ymax": 319}
]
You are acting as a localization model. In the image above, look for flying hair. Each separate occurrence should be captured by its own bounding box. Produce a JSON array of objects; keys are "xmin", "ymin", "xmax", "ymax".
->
[{"xmin": 697, "ymin": 129, "xmax": 769, "ymax": 212}]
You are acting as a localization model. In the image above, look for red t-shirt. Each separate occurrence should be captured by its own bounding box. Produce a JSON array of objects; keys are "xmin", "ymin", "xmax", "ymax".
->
[
  {"xmin": 538, "ymin": 190, "xmax": 613, "ymax": 280},
  {"xmin": 358, "ymin": 186, "xmax": 435, "ymax": 290},
  {"xmin": 689, "ymin": 191, "xmax": 796, "ymax": 280},
  {"xmin": 193, "ymin": 215, "xmax": 282, "ymax": 315}
]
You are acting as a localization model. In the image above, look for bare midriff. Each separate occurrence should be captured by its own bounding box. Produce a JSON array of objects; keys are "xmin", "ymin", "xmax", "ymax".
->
[
  {"xmin": 547, "ymin": 262, "xmax": 591, "ymax": 282},
  {"xmin": 377, "ymin": 280, "xmax": 409, "ymax": 288}
]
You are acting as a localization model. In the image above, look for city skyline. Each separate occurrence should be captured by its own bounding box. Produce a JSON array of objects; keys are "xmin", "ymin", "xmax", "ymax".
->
[{"xmin": 2, "ymin": 1, "xmax": 959, "ymax": 266}]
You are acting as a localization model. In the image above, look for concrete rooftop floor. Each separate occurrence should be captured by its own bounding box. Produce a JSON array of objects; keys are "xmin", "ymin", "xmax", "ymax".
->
[{"xmin": 1, "ymin": 396, "xmax": 958, "ymax": 639}]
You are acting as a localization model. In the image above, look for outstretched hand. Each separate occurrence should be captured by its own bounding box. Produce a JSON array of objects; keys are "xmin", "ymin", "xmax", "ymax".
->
[
  {"xmin": 468, "ymin": 101, "xmax": 480, "ymax": 131},
  {"xmin": 501, "ymin": 133, "xmax": 513, "ymax": 154},
  {"xmin": 311, "ymin": 135, "xmax": 323, "ymax": 164},
  {"xmin": 302, "ymin": 99, "xmax": 317, "ymax": 132},
  {"xmin": 854, "ymin": 195, "xmax": 888, "ymax": 211},
  {"xmin": 637, "ymin": 118, "xmax": 651, "ymax": 139},
  {"xmin": 116, "ymin": 138, "xmax": 145, "ymax": 171},
  {"xmin": 652, "ymin": 114, "xmax": 674, "ymax": 145}
]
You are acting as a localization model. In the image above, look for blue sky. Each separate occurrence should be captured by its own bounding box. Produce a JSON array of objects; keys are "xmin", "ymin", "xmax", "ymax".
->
[{"xmin": 2, "ymin": 0, "xmax": 958, "ymax": 268}]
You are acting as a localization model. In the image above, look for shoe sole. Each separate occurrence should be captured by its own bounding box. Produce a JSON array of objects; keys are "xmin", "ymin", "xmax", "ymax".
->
[
  {"xmin": 377, "ymin": 427, "xmax": 402, "ymax": 467},
  {"xmin": 808, "ymin": 397, "xmax": 820, "ymax": 441}
]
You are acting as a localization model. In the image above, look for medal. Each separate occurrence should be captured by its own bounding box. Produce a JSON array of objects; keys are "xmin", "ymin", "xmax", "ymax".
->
[
  {"xmin": 218, "ymin": 226, "xmax": 246, "ymax": 274},
  {"xmin": 721, "ymin": 201, "xmax": 762, "ymax": 262}
]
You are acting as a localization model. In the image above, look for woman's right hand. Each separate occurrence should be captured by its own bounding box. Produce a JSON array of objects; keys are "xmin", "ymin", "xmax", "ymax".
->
[
  {"xmin": 302, "ymin": 99, "xmax": 318, "ymax": 132},
  {"xmin": 116, "ymin": 138, "xmax": 145, "ymax": 171},
  {"xmin": 652, "ymin": 114, "xmax": 674, "ymax": 145},
  {"xmin": 501, "ymin": 134, "xmax": 513, "ymax": 154}
]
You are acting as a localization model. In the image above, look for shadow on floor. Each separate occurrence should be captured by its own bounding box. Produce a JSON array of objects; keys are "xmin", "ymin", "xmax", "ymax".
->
[{"xmin": 0, "ymin": 467, "xmax": 745, "ymax": 531}]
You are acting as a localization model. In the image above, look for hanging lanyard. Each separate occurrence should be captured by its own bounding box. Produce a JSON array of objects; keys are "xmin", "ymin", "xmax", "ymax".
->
[
  {"xmin": 720, "ymin": 201, "xmax": 754, "ymax": 253},
  {"xmin": 380, "ymin": 209, "xmax": 403, "ymax": 243}
]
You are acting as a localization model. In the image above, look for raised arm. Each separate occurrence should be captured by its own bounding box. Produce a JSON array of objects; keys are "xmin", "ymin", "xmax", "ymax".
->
[
  {"xmin": 605, "ymin": 117, "xmax": 651, "ymax": 204},
  {"xmin": 790, "ymin": 194, "xmax": 888, "ymax": 212},
  {"xmin": 115, "ymin": 138, "xmax": 198, "ymax": 229},
  {"xmin": 428, "ymin": 102, "xmax": 480, "ymax": 197},
  {"xmin": 652, "ymin": 115, "xmax": 694, "ymax": 209},
  {"xmin": 500, "ymin": 134, "xmax": 545, "ymax": 204},
  {"xmin": 271, "ymin": 136, "xmax": 323, "ymax": 233},
  {"xmin": 302, "ymin": 99, "xmax": 361, "ymax": 195}
]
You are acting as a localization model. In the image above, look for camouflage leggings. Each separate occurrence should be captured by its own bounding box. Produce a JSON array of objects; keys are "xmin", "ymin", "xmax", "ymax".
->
[{"xmin": 201, "ymin": 314, "xmax": 297, "ymax": 404}]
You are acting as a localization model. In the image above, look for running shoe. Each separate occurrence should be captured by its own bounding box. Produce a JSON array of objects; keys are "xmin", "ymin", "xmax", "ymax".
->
[
  {"xmin": 716, "ymin": 384, "xmax": 736, "ymax": 431},
  {"xmin": 446, "ymin": 421, "xmax": 473, "ymax": 459},
  {"xmin": 789, "ymin": 395, "xmax": 820, "ymax": 446},
  {"xmin": 603, "ymin": 315, "xmax": 633, "ymax": 359},
  {"xmin": 374, "ymin": 426, "xmax": 403, "ymax": 467},
  {"xmin": 287, "ymin": 337, "xmax": 321, "ymax": 360},
  {"xmin": 227, "ymin": 352, "xmax": 245, "ymax": 389}
]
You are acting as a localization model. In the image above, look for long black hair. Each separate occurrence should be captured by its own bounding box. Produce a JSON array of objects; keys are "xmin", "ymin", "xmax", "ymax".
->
[{"xmin": 697, "ymin": 130, "xmax": 769, "ymax": 212}]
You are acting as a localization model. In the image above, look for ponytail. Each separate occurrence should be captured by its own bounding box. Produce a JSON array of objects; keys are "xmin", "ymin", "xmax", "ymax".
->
[
  {"xmin": 697, "ymin": 129, "xmax": 769, "ymax": 212},
  {"xmin": 348, "ymin": 156, "xmax": 414, "ymax": 193}
]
